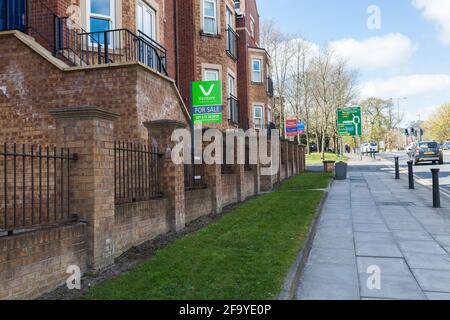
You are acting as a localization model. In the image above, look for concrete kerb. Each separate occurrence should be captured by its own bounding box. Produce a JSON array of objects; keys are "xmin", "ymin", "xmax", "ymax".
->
[{"xmin": 278, "ymin": 179, "xmax": 334, "ymax": 300}]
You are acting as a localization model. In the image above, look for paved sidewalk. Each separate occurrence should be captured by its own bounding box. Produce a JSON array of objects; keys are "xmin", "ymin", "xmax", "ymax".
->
[{"xmin": 297, "ymin": 158, "xmax": 450, "ymax": 300}]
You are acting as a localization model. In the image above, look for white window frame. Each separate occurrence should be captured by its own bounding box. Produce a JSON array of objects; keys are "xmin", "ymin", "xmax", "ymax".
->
[
  {"xmin": 87, "ymin": 0, "xmax": 115, "ymax": 33},
  {"xmin": 253, "ymin": 105, "xmax": 264, "ymax": 129},
  {"xmin": 203, "ymin": 68, "xmax": 220, "ymax": 81},
  {"xmin": 250, "ymin": 16, "xmax": 255, "ymax": 38},
  {"xmin": 226, "ymin": 5, "xmax": 234, "ymax": 30},
  {"xmin": 136, "ymin": 0, "xmax": 157, "ymax": 41},
  {"xmin": 203, "ymin": 0, "xmax": 218, "ymax": 34},
  {"xmin": 252, "ymin": 58, "xmax": 262, "ymax": 83},
  {"xmin": 267, "ymin": 108, "xmax": 272, "ymax": 124}
]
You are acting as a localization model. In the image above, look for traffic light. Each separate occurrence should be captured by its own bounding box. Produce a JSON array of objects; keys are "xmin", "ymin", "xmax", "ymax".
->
[
  {"xmin": 404, "ymin": 129, "xmax": 409, "ymax": 136},
  {"xmin": 420, "ymin": 129, "xmax": 424, "ymax": 137},
  {"xmin": 410, "ymin": 128, "xmax": 415, "ymax": 136}
]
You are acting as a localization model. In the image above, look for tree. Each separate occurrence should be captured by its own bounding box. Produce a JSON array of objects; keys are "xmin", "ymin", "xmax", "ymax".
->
[
  {"xmin": 261, "ymin": 20, "xmax": 295, "ymax": 138},
  {"xmin": 424, "ymin": 104, "xmax": 450, "ymax": 143},
  {"xmin": 359, "ymin": 98, "xmax": 403, "ymax": 150}
]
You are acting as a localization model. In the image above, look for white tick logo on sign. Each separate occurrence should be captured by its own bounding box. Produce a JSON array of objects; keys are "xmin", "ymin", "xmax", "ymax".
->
[{"xmin": 199, "ymin": 84, "xmax": 215, "ymax": 97}]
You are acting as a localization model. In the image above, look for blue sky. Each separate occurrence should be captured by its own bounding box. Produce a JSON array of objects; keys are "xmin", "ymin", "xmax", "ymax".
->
[{"xmin": 259, "ymin": 0, "xmax": 450, "ymax": 124}]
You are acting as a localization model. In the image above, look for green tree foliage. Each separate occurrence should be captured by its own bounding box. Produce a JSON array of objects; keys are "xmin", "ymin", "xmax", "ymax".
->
[{"xmin": 424, "ymin": 104, "xmax": 450, "ymax": 143}]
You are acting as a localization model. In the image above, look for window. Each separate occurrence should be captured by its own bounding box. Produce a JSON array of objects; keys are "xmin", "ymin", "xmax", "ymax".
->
[
  {"xmin": 267, "ymin": 109, "xmax": 272, "ymax": 124},
  {"xmin": 203, "ymin": 0, "xmax": 217, "ymax": 34},
  {"xmin": 253, "ymin": 106, "xmax": 263, "ymax": 129},
  {"xmin": 137, "ymin": 0, "xmax": 157, "ymax": 40},
  {"xmin": 228, "ymin": 74, "xmax": 235, "ymax": 96},
  {"xmin": 204, "ymin": 68, "xmax": 219, "ymax": 81},
  {"xmin": 87, "ymin": 0, "xmax": 115, "ymax": 44},
  {"xmin": 252, "ymin": 58, "xmax": 262, "ymax": 82},
  {"xmin": 250, "ymin": 16, "xmax": 255, "ymax": 38}
]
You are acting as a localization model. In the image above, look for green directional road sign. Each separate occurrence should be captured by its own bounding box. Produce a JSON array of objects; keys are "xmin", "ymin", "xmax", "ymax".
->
[
  {"xmin": 337, "ymin": 106, "xmax": 362, "ymax": 137},
  {"xmin": 192, "ymin": 80, "xmax": 222, "ymax": 107}
]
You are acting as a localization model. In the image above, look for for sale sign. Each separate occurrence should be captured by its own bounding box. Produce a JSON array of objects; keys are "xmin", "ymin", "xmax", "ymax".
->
[{"xmin": 191, "ymin": 80, "xmax": 223, "ymax": 124}]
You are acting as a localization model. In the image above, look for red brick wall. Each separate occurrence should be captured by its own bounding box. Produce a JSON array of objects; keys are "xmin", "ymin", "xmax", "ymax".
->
[
  {"xmin": 114, "ymin": 198, "xmax": 169, "ymax": 257},
  {"xmin": 0, "ymin": 223, "xmax": 87, "ymax": 300},
  {"xmin": 243, "ymin": 170, "xmax": 256, "ymax": 199},
  {"xmin": 0, "ymin": 33, "xmax": 189, "ymax": 144},
  {"xmin": 221, "ymin": 173, "xmax": 238, "ymax": 207},
  {"xmin": 185, "ymin": 188, "xmax": 213, "ymax": 223}
]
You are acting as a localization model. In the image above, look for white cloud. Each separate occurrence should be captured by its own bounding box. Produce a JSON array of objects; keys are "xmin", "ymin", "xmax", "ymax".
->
[
  {"xmin": 359, "ymin": 74, "xmax": 450, "ymax": 98},
  {"xmin": 413, "ymin": 0, "xmax": 450, "ymax": 45},
  {"xmin": 329, "ymin": 33, "xmax": 416, "ymax": 70}
]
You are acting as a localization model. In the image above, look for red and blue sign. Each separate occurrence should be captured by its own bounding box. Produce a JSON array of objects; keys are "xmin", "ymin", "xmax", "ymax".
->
[{"xmin": 286, "ymin": 120, "xmax": 306, "ymax": 137}]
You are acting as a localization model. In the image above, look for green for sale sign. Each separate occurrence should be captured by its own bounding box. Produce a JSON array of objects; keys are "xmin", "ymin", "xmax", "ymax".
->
[
  {"xmin": 192, "ymin": 80, "xmax": 223, "ymax": 107},
  {"xmin": 337, "ymin": 106, "xmax": 362, "ymax": 137},
  {"xmin": 192, "ymin": 80, "xmax": 223, "ymax": 124}
]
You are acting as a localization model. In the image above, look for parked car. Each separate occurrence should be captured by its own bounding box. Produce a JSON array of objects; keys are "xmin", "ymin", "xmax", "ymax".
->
[
  {"xmin": 361, "ymin": 142, "xmax": 379, "ymax": 154},
  {"xmin": 443, "ymin": 141, "xmax": 450, "ymax": 150},
  {"xmin": 309, "ymin": 144, "xmax": 318, "ymax": 153},
  {"xmin": 412, "ymin": 141, "xmax": 444, "ymax": 165}
]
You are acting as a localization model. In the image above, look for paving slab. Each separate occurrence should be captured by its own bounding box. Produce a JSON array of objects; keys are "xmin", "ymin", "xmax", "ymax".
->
[
  {"xmin": 297, "ymin": 264, "xmax": 360, "ymax": 300},
  {"xmin": 357, "ymin": 257, "xmax": 411, "ymax": 276},
  {"xmin": 398, "ymin": 240, "xmax": 447, "ymax": 255},
  {"xmin": 307, "ymin": 248, "xmax": 356, "ymax": 266},
  {"xmin": 425, "ymin": 292, "xmax": 450, "ymax": 300},
  {"xmin": 403, "ymin": 252, "xmax": 450, "ymax": 270},
  {"xmin": 412, "ymin": 269, "xmax": 450, "ymax": 293},
  {"xmin": 359, "ymin": 274, "xmax": 426, "ymax": 300}
]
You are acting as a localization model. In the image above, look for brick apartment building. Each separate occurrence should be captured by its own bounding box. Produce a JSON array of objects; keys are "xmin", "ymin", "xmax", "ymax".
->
[{"xmin": 0, "ymin": 0, "xmax": 303, "ymax": 299}]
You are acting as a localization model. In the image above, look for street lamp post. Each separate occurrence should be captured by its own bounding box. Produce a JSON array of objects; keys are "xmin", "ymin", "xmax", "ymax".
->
[{"xmin": 390, "ymin": 97, "xmax": 408, "ymax": 151}]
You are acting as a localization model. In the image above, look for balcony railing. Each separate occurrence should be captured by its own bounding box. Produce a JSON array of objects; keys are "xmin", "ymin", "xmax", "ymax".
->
[
  {"xmin": 77, "ymin": 28, "xmax": 168, "ymax": 75},
  {"xmin": 1, "ymin": 0, "xmax": 168, "ymax": 75},
  {"xmin": 228, "ymin": 94, "xmax": 240, "ymax": 125},
  {"xmin": 226, "ymin": 27, "xmax": 238, "ymax": 60},
  {"xmin": 267, "ymin": 77, "xmax": 274, "ymax": 97}
]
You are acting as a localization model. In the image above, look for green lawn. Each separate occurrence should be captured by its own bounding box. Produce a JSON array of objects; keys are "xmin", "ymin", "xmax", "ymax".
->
[
  {"xmin": 83, "ymin": 172, "xmax": 331, "ymax": 300},
  {"xmin": 306, "ymin": 152, "xmax": 349, "ymax": 165}
]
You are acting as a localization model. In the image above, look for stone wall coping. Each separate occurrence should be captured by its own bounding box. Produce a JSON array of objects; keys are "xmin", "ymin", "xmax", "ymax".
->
[
  {"xmin": 143, "ymin": 120, "xmax": 188, "ymax": 132},
  {"xmin": 49, "ymin": 106, "xmax": 120, "ymax": 121}
]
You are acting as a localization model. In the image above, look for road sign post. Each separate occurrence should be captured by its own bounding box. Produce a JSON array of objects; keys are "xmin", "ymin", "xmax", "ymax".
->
[{"xmin": 337, "ymin": 106, "xmax": 362, "ymax": 160}]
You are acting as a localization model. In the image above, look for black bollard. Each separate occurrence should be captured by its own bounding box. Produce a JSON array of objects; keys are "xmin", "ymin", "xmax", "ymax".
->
[
  {"xmin": 395, "ymin": 157, "xmax": 400, "ymax": 180},
  {"xmin": 407, "ymin": 161, "xmax": 414, "ymax": 190},
  {"xmin": 431, "ymin": 169, "xmax": 441, "ymax": 208}
]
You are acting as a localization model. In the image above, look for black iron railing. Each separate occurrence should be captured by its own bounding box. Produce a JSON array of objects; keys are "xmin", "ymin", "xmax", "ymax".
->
[
  {"xmin": 226, "ymin": 27, "xmax": 238, "ymax": 59},
  {"xmin": 267, "ymin": 77, "xmax": 274, "ymax": 97},
  {"xmin": 114, "ymin": 142, "xmax": 162, "ymax": 205},
  {"xmin": 76, "ymin": 28, "xmax": 168, "ymax": 74},
  {"xmin": 184, "ymin": 163, "xmax": 207, "ymax": 190},
  {"xmin": 0, "ymin": 143, "xmax": 77, "ymax": 236},
  {"xmin": 1, "ymin": 0, "xmax": 168, "ymax": 74},
  {"xmin": 228, "ymin": 94, "xmax": 240, "ymax": 125}
]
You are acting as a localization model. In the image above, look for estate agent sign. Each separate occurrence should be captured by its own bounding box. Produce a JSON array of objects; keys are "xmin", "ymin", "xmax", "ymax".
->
[{"xmin": 192, "ymin": 80, "xmax": 223, "ymax": 124}]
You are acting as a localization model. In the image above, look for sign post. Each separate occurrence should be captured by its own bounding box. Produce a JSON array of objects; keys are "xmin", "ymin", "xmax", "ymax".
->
[{"xmin": 337, "ymin": 106, "xmax": 363, "ymax": 160}]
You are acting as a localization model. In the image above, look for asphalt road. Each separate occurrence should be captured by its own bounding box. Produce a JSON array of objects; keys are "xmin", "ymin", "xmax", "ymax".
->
[{"xmin": 379, "ymin": 150, "xmax": 450, "ymax": 195}]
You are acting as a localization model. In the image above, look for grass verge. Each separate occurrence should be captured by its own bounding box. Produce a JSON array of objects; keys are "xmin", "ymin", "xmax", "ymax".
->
[
  {"xmin": 84, "ymin": 172, "xmax": 332, "ymax": 300},
  {"xmin": 306, "ymin": 152, "xmax": 348, "ymax": 165}
]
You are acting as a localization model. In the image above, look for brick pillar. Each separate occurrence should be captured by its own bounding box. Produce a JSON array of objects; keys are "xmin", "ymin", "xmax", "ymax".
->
[
  {"xmin": 291, "ymin": 142, "xmax": 297, "ymax": 175},
  {"xmin": 260, "ymin": 138, "xmax": 273, "ymax": 192},
  {"xmin": 234, "ymin": 144, "xmax": 246, "ymax": 202},
  {"xmin": 50, "ymin": 106, "xmax": 118, "ymax": 271},
  {"xmin": 296, "ymin": 144, "xmax": 301, "ymax": 173},
  {"xmin": 300, "ymin": 145, "xmax": 306, "ymax": 172},
  {"xmin": 144, "ymin": 120, "xmax": 186, "ymax": 232},
  {"xmin": 204, "ymin": 162, "xmax": 223, "ymax": 214},
  {"xmin": 290, "ymin": 142, "xmax": 296, "ymax": 176}
]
